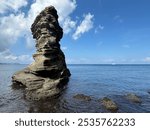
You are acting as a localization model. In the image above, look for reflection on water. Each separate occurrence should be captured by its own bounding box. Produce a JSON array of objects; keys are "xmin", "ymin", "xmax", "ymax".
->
[{"xmin": 0, "ymin": 64, "xmax": 150, "ymax": 113}]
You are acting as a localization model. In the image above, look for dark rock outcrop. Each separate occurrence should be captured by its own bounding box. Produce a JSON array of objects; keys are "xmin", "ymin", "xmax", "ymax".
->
[
  {"xmin": 73, "ymin": 94, "xmax": 92, "ymax": 101},
  {"xmin": 125, "ymin": 93, "xmax": 142, "ymax": 103},
  {"xmin": 101, "ymin": 97, "xmax": 118, "ymax": 112},
  {"xmin": 12, "ymin": 6, "xmax": 71, "ymax": 100}
]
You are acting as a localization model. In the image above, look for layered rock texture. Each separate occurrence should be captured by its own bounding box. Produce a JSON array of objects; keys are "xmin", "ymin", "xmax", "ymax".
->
[{"xmin": 12, "ymin": 6, "xmax": 71, "ymax": 100}]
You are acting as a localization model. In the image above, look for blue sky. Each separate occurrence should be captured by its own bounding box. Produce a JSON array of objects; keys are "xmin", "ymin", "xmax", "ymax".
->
[{"xmin": 0, "ymin": 0, "xmax": 150, "ymax": 64}]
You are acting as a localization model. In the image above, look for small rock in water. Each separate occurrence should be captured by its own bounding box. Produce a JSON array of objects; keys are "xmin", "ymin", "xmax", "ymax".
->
[
  {"xmin": 126, "ymin": 93, "xmax": 142, "ymax": 103},
  {"xmin": 73, "ymin": 94, "xmax": 91, "ymax": 101},
  {"xmin": 148, "ymin": 91, "xmax": 150, "ymax": 94},
  {"xmin": 101, "ymin": 97, "xmax": 118, "ymax": 112}
]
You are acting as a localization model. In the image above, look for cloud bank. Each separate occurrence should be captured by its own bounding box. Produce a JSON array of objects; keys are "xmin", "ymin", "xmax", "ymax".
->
[
  {"xmin": 0, "ymin": 0, "xmax": 77, "ymax": 51},
  {"xmin": 0, "ymin": 0, "xmax": 28, "ymax": 13},
  {"xmin": 0, "ymin": 0, "xmax": 94, "ymax": 63}
]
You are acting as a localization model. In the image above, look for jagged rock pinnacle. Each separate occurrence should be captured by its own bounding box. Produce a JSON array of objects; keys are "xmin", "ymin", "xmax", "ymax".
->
[{"xmin": 12, "ymin": 6, "xmax": 71, "ymax": 100}]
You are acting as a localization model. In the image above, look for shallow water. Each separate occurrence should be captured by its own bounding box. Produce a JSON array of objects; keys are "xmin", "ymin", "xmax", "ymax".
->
[{"xmin": 0, "ymin": 64, "xmax": 150, "ymax": 112}]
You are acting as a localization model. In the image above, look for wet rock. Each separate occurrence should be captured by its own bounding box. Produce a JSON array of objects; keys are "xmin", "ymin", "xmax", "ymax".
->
[
  {"xmin": 125, "ymin": 93, "xmax": 142, "ymax": 103},
  {"xmin": 148, "ymin": 91, "xmax": 150, "ymax": 94},
  {"xmin": 101, "ymin": 97, "xmax": 118, "ymax": 112},
  {"xmin": 12, "ymin": 6, "xmax": 71, "ymax": 100},
  {"xmin": 73, "ymin": 94, "xmax": 92, "ymax": 101}
]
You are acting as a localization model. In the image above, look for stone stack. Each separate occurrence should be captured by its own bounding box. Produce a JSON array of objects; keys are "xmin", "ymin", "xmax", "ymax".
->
[{"xmin": 12, "ymin": 6, "xmax": 71, "ymax": 100}]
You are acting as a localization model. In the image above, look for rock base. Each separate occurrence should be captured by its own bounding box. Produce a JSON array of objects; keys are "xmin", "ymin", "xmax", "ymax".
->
[{"xmin": 12, "ymin": 68, "xmax": 70, "ymax": 100}]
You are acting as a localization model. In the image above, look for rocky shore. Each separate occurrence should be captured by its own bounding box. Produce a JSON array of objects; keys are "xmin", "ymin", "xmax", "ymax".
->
[{"xmin": 72, "ymin": 93, "xmax": 142, "ymax": 112}]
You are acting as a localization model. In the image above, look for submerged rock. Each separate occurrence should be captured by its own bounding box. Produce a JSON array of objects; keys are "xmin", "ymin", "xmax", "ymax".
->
[
  {"xmin": 73, "ymin": 94, "xmax": 92, "ymax": 101},
  {"xmin": 101, "ymin": 97, "xmax": 118, "ymax": 112},
  {"xmin": 12, "ymin": 6, "xmax": 71, "ymax": 100},
  {"xmin": 125, "ymin": 93, "xmax": 142, "ymax": 103}
]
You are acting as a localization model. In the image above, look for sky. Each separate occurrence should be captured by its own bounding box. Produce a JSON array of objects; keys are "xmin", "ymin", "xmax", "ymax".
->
[{"xmin": 0, "ymin": 0, "xmax": 150, "ymax": 64}]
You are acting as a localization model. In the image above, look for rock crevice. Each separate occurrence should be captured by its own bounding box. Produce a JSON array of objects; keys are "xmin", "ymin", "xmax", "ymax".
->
[{"xmin": 12, "ymin": 6, "xmax": 71, "ymax": 100}]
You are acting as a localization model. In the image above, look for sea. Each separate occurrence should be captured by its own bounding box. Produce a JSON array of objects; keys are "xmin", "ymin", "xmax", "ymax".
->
[{"xmin": 0, "ymin": 64, "xmax": 150, "ymax": 113}]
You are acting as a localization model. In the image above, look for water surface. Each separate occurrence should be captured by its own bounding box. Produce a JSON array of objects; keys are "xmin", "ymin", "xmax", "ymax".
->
[{"xmin": 0, "ymin": 64, "xmax": 150, "ymax": 112}]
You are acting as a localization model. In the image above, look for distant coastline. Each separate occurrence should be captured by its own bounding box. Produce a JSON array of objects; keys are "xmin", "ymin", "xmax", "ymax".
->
[
  {"xmin": 0, "ymin": 63, "xmax": 27, "ymax": 65},
  {"xmin": 67, "ymin": 64, "xmax": 150, "ymax": 66},
  {"xmin": 1, "ymin": 63, "xmax": 150, "ymax": 66}
]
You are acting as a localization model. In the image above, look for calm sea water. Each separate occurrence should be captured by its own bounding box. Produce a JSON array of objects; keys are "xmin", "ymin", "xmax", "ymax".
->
[{"xmin": 0, "ymin": 64, "xmax": 150, "ymax": 113}]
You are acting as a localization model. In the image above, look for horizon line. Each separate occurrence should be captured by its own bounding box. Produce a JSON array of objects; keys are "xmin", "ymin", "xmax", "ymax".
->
[{"xmin": 1, "ymin": 63, "xmax": 150, "ymax": 65}]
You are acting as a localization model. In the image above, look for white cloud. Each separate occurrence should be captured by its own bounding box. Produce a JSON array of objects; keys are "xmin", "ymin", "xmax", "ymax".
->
[
  {"xmin": 72, "ymin": 13, "xmax": 94, "ymax": 40},
  {"xmin": 0, "ymin": 0, "xmax": 28, "ymax": 13},
  {"xmin": 0, "ymin": 49, "xmax": 16, "ymax": 60},
  {"xmin": 5, "ymin": 55, "xmax": 17, "ymax": 60},
  {"xmin": 143, "ymin": 57, "xmax": 150, "ymax": 62},
  {"xmin": 0, "ymin": 49, "xmax": 33, "ymax": 63},
  {"xmin": 0, "ymin": 0, "xmax": 77, "ymax": 53},
  {"xmin": 25, "ymin": 32, "xmax": 35, "ymax": 49},
  {"xmin": 0, "ymin": 13, "xmax": 27, "ymax": 51},
  {"xmin": 95, "ymin": 25, "xmax": 104, "ymax": 33},
  {"xmin": 28, "ymin": 0, "xmax": 77, "ymax": 23},
  {"xmin": 63, "ymin": 17, "xmax": 76, "ymax": 34},
  {"xmin": 0, "ymin": 0, "xmax": 79, "ymax": 64},
  {"xmin": 25, "ymin": 0, "xmax": 77, "ymax": 48},
  {"xmin": 17, "ymin": 54, "xmax": 33, "ymax": 63}
]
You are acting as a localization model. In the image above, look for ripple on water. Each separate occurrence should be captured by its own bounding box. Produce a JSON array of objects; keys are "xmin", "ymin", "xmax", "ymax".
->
[{"xmin": 1, "ymin": 64, "xmax": 150, "ymax": 112}]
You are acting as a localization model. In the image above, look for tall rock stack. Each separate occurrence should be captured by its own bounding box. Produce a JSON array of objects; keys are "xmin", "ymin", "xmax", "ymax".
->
[{"xmin": 12, "ymin": 6, "xmax": 71, "ymax": 100}]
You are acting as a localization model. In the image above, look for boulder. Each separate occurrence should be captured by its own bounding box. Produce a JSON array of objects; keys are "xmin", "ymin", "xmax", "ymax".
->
[
  {"xmin": 101, "ymin": 97, "xmax": 118, "ymax": 112},
  {"xmin": 73, "ymin": 94, "xmax": 92, "ymax": 101},
  {"xmin": 125, "ymin": 93, "xmax": 142, "ymax": 103},
  {"xmin": 12, "ymin": 6, "xmax": 71, "ymax": 100}
]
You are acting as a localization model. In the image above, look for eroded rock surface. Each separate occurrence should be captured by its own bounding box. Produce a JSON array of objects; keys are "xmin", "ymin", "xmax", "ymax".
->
[
  {"xmin": 125, "ymin": 93, "xmax": 142, "ymax": 103},
  {"xmin": 73, "ymin": 94, "xmax": 92, "ymax": 101},
  {"xmin": 101, "ymin": 97, "xmax": 118, "ymax": 112},
  {"xmin": 12, "ymin": 6, "xmax": 71, "ymax": 100}
]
